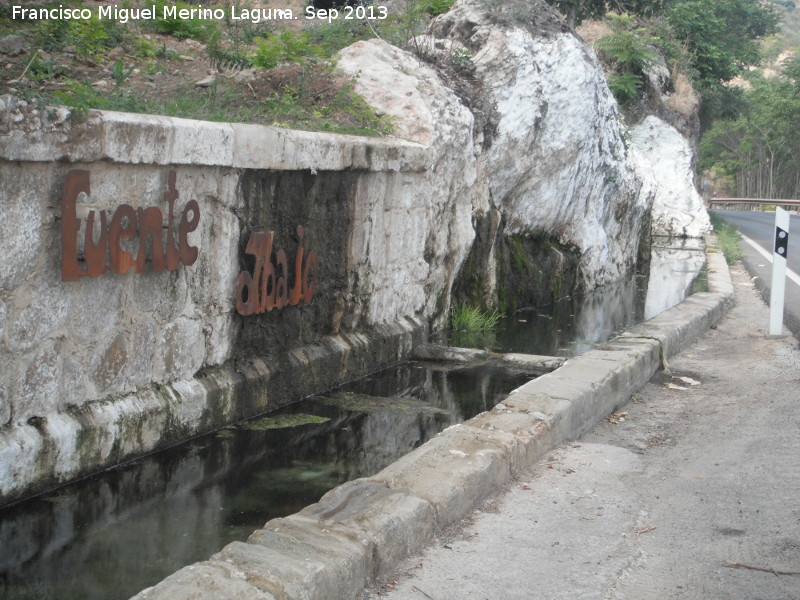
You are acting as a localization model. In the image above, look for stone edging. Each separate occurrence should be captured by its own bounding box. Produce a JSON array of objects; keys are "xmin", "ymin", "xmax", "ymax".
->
[
  {"xmin": 133, "ymin": 238, "xmax": 733, "ymax": 600},
  {"xmin": 0, "ymin": 317, "xmax": 426, "ymax": 506},
  {"xmin": 0, "ymin": 98, "xmax": 430, "ymax": 171}
]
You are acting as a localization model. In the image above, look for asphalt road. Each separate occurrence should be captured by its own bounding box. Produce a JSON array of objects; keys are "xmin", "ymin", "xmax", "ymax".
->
[{"xmin": 711, "ymin": 209, "xmax": 800, "ymax": 338}]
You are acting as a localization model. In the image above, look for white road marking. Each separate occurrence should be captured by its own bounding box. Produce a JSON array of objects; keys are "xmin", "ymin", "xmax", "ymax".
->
[{"xmin": 740, "ymin": 233, "xmax": 800, "ymax": 287}]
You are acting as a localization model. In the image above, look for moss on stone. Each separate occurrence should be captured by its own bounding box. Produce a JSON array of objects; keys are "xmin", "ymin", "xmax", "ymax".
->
[
  {"xmin": 238, "ymin": 413, "xmax": 330, "ymax": 430},
  {"xmin": 451, "ymin": 217, "xmax": 583, "ymax": 319},
  {"xmin": 511, "ymin": 236, "xmax": 530, "ymax": 271},
  {"xmin": 496, "ymin": 232, "xmax": 582, "ymax": 314}
]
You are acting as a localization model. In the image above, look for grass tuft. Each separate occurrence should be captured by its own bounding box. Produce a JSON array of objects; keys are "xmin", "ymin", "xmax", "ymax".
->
[
  {"xmin": 450, "ymin": 302, "xmax": 502, "ymax": 332},
  {"xmin": 709, "ymin": 213, "xmax": 743, "ymax": 264}
]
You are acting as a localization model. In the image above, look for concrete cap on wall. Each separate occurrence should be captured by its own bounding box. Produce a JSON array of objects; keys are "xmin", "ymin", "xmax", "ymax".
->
[{"xmin": 0, "ymin": 100, "xmax": 431, "ymax": 172}]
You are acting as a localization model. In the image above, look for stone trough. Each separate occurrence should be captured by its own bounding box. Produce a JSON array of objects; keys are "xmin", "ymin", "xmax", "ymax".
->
[{"xmin": 132, "ymin": 242, "xmax": 733, "ymax": 600}]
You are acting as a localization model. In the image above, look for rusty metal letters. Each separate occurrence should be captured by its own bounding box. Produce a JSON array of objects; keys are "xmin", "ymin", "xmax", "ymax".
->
[
  {"xmin": 235, "ymin": 226, "xmax": 319, "ymax": 316},
  {"xmin": 61, "ymin": 170, "xmax": 200, "ymax": 281}
]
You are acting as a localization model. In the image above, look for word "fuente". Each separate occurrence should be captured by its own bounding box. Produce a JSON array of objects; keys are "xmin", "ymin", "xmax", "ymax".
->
[
  {"xmin": 61, "ymin": 170, "xmax": 200, "ymax": 281},
  {"xmin": 235, "ymin": 226, "xmax": 319, "ymax": 316}
]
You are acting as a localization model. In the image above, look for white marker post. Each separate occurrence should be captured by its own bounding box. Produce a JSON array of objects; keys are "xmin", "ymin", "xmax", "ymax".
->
[{"xmin": 769, "ymin": 206, "xmax": 790, "ymax": 336}]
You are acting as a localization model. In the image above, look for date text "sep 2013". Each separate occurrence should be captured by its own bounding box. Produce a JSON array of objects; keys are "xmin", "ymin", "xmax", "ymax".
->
[{"xmin": 305, "ymin": 4, "xmax": 388, "ymax": 23}]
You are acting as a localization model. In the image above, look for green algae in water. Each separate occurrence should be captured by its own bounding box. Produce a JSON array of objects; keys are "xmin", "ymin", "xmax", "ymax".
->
[
  {"xmin": 317, "ymin": 393, "xmax": 451, "ymax": 415},
  {"xmin": 239, "ymin": 413, "xmax": 330, "ymax": 430},
  {"xmin": 691, "ymin": 262, "xmax": 709, "ymax": 293}
]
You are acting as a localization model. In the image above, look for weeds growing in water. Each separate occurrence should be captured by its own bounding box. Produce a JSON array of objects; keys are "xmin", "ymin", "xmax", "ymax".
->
[
  {"xmin": 709, "ymin": 213, "xmax": 743, "ymax": 264},
  {"xmin": 450, "ymin": 302, "xmax": 502, "ymax": 331}
]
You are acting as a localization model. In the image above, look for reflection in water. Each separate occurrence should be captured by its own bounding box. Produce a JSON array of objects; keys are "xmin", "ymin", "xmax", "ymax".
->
[
  {"xmin": 454, "ymin": 237, "xmax": 706, "ymax": 357},
  {"xmin": 335, "ymin": 362, "xmax": 530, "ymax": 422},
  {"xmin": 0, "ymin": 365, "xmax": 529, "ymax": 600},
  {"xmin": 489, "ymin": 275, "xmax": 645, "ymax": 356},
  {"xmin": 643, "ymin": 237, "xmax": 707, "ymax": 321}
]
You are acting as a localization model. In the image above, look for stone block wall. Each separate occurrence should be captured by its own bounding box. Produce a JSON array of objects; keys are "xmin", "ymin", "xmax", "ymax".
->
[{"xmin": 0, "ymin": 98, "xmax": 435, "ymax": 505}]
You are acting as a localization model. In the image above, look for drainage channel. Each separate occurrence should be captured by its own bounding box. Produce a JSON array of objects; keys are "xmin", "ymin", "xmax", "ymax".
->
[
  {"xmin": 0, "ymin": 237, "xmax": 707, "ymax": 600},
  {"xmin": 0, "ymin": 362, "xmax": 532, "ymax": 600}
]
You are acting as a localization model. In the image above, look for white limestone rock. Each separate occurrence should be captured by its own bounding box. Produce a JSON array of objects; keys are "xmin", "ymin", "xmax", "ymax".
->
[
  {"xmin": 338, "ymin": 0, "xmax": 706, "ymax": 296},
  {"xmin": 343, "ymin": 0, "xmax": 654, "ymax": 292},
  {"xmin": 336, "ymin": 40, "xmax": 477, "ymax": 325},
  {"xmin": 466, "ymin": 23, "xmax": 651, "ymax": 285},
  {"xmin": 631, "ymin": 115, "xmax": 711, "ymax": 238}
]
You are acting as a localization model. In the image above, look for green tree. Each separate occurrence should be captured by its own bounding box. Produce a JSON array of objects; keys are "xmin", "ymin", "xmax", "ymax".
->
[
  {"xmin": 666, "ymin": 0, "xmax": 779, "ymax": 87},
  {"xmin": 545, "ymin": 0, "xmax": 668, "ymax": 28},
  {"xmin": 700, "ymin": 59, "xmax": 800, "ymax": 198}
]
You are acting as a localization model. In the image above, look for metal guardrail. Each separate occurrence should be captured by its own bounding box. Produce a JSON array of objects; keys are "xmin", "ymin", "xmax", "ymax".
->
[{"xmin": 708, "ymin": 198, "xmax": 800, "ymax": 210}]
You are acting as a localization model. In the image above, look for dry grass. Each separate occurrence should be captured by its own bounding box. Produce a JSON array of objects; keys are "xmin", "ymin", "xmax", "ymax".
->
[
  {"xmin": 704, "ymin": 169, "xmax": 736, "ymax": 198},
  {"xmin": 665, "ymin": 70, "xmax": 699, "ymax": 117},
  {"xmin": 576, "ymin": 20, "xmax": 613, "ymax": 45}
]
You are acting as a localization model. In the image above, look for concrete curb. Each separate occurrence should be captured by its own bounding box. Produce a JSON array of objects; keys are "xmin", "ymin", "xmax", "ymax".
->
[{"xmin": 132, "ymin": 240, "xmax": 734, "ymax": 600}]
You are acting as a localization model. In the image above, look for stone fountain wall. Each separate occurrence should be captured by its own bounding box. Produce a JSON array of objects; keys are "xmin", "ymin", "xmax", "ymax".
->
[
  {"xmin": 0, "ymin": 104, "xmax": 437, "ymax": 504},
  {"xmin": 0, "ymin": 0, "xmax": 708, "ymax": 505}
]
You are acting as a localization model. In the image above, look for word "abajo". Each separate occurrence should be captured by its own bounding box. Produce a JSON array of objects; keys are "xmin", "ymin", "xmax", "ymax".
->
[{"xmin": 235, "ymin": 226, "xmax": 319, "ymax": 316}]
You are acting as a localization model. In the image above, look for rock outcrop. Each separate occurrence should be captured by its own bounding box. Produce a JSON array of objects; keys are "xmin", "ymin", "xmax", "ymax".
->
[
  {"xmin": 338, "ymin": 0, "xmax": 672, "ymax": 317},
  {"xmin": 631, "ymin": 115, "xmax": 711, "ymax": 238}
]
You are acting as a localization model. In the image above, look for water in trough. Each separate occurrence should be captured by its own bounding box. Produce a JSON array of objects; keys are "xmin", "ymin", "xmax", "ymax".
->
[{"xmin": 0, "ymin": 238, "xmax": 706, "ymax": 599}]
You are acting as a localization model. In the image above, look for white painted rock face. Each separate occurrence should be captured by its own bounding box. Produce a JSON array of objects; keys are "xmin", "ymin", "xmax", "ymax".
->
[
  {"xmin": 336, "ymin": 0, "xmax": 711, "ymax": 300},
  {"xmin": 631, "ymin": 115, "xmax": 711, "ymax": 238},
  {"xmin": 339, "ymin": 0, "xmax": 665, "ymax": 293},
  {"xmin": 463, "ymin": 23, "xmax": 651, "ymax": 285},
  {"xmin": 336, "ymin": 39, "xmax": 478, "ymax": 325}
]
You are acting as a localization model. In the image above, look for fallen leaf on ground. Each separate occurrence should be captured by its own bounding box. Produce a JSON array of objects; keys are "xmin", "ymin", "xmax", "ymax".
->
[
  {"xmin": 678, "ymin": 376, "xmax": 700, "ymax": 386},
  {"xmin": 606, "ymin": 412, "xmax": 628, "ymax": 424},
  {"xmin": 666, "ymin": 383, "xmax": 688, "ymax": 391}
]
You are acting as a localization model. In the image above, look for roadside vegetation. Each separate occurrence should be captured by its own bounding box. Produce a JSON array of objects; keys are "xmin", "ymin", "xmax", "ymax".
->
[
  {"xmin": 698, "ymin": 0, "xmax": 800, "ymax": 200},
  {"xmin": 555, "ymin": 0, "xmax": 782, "ymax": 117},
  {"xmin": 550, "ymin": 0, "xmax": 797, "ymax": 200},
  {"xmin": 700, "ymin": 57, "xmax": 800, "ymax": 199},
  {"xmin": 0, "ymin": 0, "xmax": 455, "ymax": 134},
  {"xmin": 709, "ymin": 213, "xmax": 744, "ymax": 264}
]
